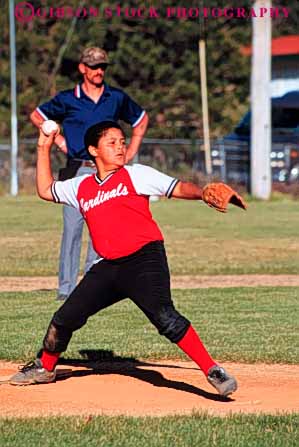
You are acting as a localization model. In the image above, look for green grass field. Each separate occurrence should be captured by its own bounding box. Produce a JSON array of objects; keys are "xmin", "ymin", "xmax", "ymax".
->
[
  {"xmin": 1, "ymin": 195, "xmax": 298, "ymax": 446},
  {"xmin": 1, "ymin": 195, "xmax": 299, "ymax": 275},
  {"xmin": 1, "ymin": 414, "xmax": 298, "ymax": 447},
  {"xmin": 1, "ymin": 287, "xmax": 298, "ymax": 363}
]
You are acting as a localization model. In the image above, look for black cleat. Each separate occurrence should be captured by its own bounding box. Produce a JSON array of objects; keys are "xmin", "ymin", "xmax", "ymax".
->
[{"xmin": 207, "ymin": 365, "xmax": 238, "ymax": 396}]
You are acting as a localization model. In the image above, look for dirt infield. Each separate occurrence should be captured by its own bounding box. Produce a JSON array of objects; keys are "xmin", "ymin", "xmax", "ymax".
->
[
  {"xmin": 1, "ymin": 274, "xmax": 299, "ymax": 292},
  {"xmin": 1, "ymin": 360, "xmax": 298, "ymax": 418}
]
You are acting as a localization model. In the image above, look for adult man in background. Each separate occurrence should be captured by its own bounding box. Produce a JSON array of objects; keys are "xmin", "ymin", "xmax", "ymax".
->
[{"xmin": 30, "ymin": 47, "xmax": 148, "ymax": 301}]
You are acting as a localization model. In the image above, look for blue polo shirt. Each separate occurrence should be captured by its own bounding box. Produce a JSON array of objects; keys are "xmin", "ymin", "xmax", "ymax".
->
[{"xmin": 36, "ymin": 82, "xmax": 145, "ymax": 160}]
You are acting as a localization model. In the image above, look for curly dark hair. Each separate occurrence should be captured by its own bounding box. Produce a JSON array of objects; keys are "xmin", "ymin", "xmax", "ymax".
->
[{"xmin": 84, "ymin": 121, "xmax": 126, "ymax": 151}]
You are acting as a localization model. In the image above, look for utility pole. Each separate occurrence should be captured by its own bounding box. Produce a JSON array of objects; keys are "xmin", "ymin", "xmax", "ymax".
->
[
  {"xmin": 199, "ymin": 39, "xmax": 212, "ymax": 176},
  {"xmin": 198, "ymin": 2, "xmax": 212, "ymax": 176},
  {"xmin": 9, "ymin": 0, "xmax": 18, "ymax": 196},
  {"xmin": 250, "ymin": 0, "xmax": 272, "ymax": 199}
]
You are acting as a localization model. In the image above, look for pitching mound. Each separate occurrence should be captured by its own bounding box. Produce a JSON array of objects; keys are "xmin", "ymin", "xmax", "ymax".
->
[{"xmin": 1, "ymin": 360, "xmax": 298, "ymax": 418}]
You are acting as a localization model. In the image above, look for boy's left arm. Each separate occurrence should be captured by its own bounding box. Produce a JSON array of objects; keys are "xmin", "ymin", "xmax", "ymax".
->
[{"xmin": 171, "ymin": 181, "xmax": 203, "ymax": 200}]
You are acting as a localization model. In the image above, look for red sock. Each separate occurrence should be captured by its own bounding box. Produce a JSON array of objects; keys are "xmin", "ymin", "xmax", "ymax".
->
[
  {"xmin": 40, "ymin": 350, "xmax": 60, "ymax": 371},
  {"xmin": 177, "ymin": 325, "xmax": 217, "ymax": 376}
]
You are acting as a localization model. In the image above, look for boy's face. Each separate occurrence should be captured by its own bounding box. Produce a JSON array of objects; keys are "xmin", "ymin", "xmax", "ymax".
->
[{"xmin": 90, "ymin": 127, "xmax": 127, "ymax": 168}]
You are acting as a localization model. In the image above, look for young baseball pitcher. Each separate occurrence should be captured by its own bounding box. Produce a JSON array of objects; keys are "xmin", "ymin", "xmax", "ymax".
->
[{"xmin": 10, "ymin": 121, "xmax": 247, "ymax": 396}]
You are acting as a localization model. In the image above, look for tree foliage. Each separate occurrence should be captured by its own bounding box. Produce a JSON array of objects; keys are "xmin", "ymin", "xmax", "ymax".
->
[{"xmin": 1, "ymin": 0, "xmax": 298, "ymax": 158}]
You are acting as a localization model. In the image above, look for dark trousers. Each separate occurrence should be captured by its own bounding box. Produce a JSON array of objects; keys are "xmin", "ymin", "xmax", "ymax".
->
[{"xmin": 43, "ymin": 241, "xmax": 190, "ymax": 353}]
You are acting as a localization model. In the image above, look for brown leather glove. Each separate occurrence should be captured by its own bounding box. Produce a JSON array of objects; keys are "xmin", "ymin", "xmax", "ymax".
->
[{"xmin": 202, "ymin": 183, "xmax": 247, "ymax": 213}]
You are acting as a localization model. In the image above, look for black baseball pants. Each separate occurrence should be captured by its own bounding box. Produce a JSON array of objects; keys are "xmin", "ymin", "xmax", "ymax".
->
[{"xmin": 43, "ymin": 241, "xmax": 190, "ymax": 353}]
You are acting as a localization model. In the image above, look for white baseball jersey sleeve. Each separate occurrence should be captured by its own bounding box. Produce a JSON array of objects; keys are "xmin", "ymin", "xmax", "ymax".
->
[{"xmin": 124, "ymin": 164, "xmax": 179, "ymax": 197}]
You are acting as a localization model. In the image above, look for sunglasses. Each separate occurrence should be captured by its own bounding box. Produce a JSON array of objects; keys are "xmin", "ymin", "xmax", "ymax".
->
[{"xmin": 85, "ymin": 63, "xmax": 109, "ymax": 70}]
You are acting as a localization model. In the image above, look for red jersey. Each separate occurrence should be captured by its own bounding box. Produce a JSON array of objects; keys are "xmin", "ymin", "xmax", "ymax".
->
[{"xmin": 51, "ymin": 164, "xmax": 179, "ymax": 259}]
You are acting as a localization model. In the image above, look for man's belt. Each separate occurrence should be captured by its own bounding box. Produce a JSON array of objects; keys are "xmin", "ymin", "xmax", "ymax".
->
[
  {"xmin": 73, "ymin": 158, "xmax": 96, "ymax": 168},
  {"xmin": 81, "ymin": 160, "xmax": 96, "ymax": 168}
]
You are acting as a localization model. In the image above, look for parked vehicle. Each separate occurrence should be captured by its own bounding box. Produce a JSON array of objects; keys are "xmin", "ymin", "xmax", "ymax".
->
[{"xmin": 211, "ymin": 91, "xmax": 299, "ymax": 185}]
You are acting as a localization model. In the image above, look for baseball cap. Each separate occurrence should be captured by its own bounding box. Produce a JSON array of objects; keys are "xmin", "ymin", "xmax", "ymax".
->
[
  {"xmin": 80, "ymin": 47, "xmax": 110, "ymax": 67},
  {"xmin": 84, "ymin": 121, "xmax": 126, "ymax": 150}
]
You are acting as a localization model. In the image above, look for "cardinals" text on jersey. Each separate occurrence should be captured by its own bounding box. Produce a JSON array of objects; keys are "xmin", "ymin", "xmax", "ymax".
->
[{"xmin": 80, "ymin": 183, "xmax": 128, "ymax": 212}]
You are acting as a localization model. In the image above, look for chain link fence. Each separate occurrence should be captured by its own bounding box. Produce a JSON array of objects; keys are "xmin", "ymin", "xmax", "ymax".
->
[{"xmin": 1, "ymin": 137, "xmax": 299, "ymax": 194}]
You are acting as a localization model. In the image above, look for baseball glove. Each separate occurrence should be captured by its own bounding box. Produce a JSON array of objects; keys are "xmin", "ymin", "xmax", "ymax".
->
[{"xmin": 202, "ymin": 183, "xmax": 247, "ymax": 213}]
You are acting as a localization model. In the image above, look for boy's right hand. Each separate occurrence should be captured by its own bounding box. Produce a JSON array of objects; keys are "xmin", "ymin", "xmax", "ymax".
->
[{"xmin": 38, "ymin": 126, "xmax": 60, "ymax": 150}]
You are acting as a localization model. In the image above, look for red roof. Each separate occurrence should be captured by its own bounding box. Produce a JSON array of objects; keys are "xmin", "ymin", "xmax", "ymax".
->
[{"xmin": 242, "ymin": 35, "xmax": 299, "ymax": 56}]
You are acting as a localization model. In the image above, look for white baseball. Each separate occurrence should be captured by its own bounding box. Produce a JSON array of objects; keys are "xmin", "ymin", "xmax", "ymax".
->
[{"xmin": 41, "ymin": 120, "xmax": 58, "ymax": 136}]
